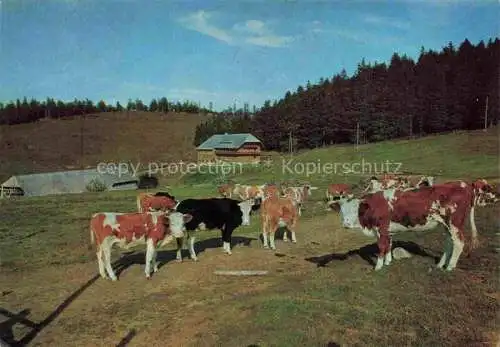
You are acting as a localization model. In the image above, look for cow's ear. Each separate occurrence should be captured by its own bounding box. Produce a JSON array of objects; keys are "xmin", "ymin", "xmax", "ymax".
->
[{"xmin": 183, "ymin": 214, "xmax": 193, "ymax": 223}]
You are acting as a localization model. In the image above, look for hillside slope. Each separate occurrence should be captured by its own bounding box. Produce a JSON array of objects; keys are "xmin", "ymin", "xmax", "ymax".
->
[
  {"xmin": 0, "ymin": 111, "xmax": 210, "ymax": 181},
  {"xmin": 182, "ymin": 126, "xmax": 500, "ymax": 187}
]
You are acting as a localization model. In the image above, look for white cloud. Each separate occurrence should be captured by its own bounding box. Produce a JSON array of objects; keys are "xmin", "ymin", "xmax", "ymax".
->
[
  {"xmin": 178, "ymin": 10, "xmax": 295, "ymax": 48},
  {"xmin": 233, "ymin": 19, "xmax": 268, "ymax": 36},
  {"xmin": 178, "ymin": 10, "xmax": 234, "ymax": 44}
]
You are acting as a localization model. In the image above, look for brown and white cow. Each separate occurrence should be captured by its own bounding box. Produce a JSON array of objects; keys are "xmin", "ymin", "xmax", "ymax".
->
[
  {"xmin": 326, "ymin": 183, "xmax": 352, "ymax": 201},
  {"xmin": 90, "ymin": 211, "xmax": 192, "ymax": 280},
  {"xmin": 227, "ymin": 184, "xmax": 265, "ymax": 201},
  {"xmin": 260, "ymin": 194, "xmax": 299, "ymax": 250},
  {"xmin": 363, "ymin": 174, "xmax": 434, "ymax": 193},
  {"xmin": 333, "ymin": 182, "xmax": 488, "ymax": 272},
  {"xmin": 136, "ymin": 192, "xmax": 177, "ymax": 213}
]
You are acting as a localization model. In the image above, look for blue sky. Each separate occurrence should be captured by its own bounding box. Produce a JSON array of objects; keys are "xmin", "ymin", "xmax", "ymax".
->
[{"xmin": 1, "ymin": 0, "xmax": 498, "ymax": 111}]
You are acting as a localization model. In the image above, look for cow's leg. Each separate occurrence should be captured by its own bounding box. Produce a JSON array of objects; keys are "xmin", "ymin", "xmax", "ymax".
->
[
  {"xmin": 375, "ymin": 229, "xmax": 391, "ymax": 271},
  {"xmin": 384, "ymin": 238, "xmax": 393, "ymax": 265},
  {"xmin": 269, "ymin": 230, "xmax": 276, "ymax": 250},
  {"xmin": 152, "ymin": 248, "xmax": 159, "ymax": 273},
  {"xmin": 262, "ymin": 232, "xmax": 269, "ymax": 248},
  {"xmin": 188, "ymin": 234, "xmax": 198, "ymax": 261},
  {"xmin": 283, "ymin": 222, "xmax": 288, "ymax": 242},
  {"xmin": 430, "ymin": 208, "xmax": 457, "ymax": 270},
  {"xmin": 469, "ymin": 206, "xmax": 479, "ymax": 249},
  {"xmin": 96, "ymin": 245, "xmax": 107, "ymax": 279},
  {"xmin": 290, "ymin": 219, "xmax": 297, "ymax": 244},
  {"xmin": 269, "ymin": 221, "xmax": 278, "ymax": 250},
  {"xmin": 445, "ymin": 224, "xmax": 465, "ymax": 271},
  {"xmin": 176, "ymin": 237, "xmax": 184, "ymax": 262},
  {"xmin": 102, "ymin": 238, "xmax": 118, "ymax": 281},
  {"xmin": 145, "ymin": 238, "xmax": 156, "ymax": 279},
  {"xmin": 262, "ymin": 216, "xmax": 269, "ymax": 248},
  {"xmin": 437, "ymin": 233, "xmax": 453, "ymax": 269},
  {"xmin": 221, "ymin": 224, "xmax": 234, "ymax": 255}
]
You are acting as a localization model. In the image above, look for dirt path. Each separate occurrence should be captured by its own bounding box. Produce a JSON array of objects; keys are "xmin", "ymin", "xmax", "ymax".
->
[{"xmin": 1, "ymin": 213, "xmax": 340, "ymax": 346}]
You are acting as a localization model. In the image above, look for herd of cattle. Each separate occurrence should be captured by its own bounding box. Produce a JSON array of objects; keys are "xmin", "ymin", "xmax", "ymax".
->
[{"xmin": 88, "ymin": 173, "xmax": 499, "ymax": 281}]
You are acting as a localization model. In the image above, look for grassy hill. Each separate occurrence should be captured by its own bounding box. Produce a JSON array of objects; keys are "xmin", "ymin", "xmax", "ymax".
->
[
  {"xmin": 0, "ymin": 111, "xmax": 210, "ymax": 182},
  {"xmin": 181, "ymin": 126, "xmax": 500, "ymax": 188},
  {"xmin": 1, "ymin": 126, "xmax": 499, "ymax": 346}
]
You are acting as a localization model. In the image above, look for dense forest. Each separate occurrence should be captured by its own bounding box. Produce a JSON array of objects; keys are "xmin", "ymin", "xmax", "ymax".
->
[
  {"xmin": 0, "ymin": 97, "xmax": 210, "ymax": 125},
  {"xmin": 1, "ymin": 38, "xmax": 498, "ymax": 152},
  {"xmin": 194, "ymin": 38, "xmax": 500, "ymax": 151}
]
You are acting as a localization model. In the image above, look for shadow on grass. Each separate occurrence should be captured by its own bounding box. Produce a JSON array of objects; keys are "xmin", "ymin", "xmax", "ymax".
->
[
  {"xmin": 116, "ymin": 328, "xmax": 137, "ymax": 347},
  {"xmin": 0, "ymin": 256, "xmax": 136, "ymax": 346},
  {"xmin": 115, "ymin": 236, "xmax": 257, "ymax": 277},
  {"xmin": 305, "ymin": 240, "xmax": 439, "ymax": 267},
  {"xmin": 0, "ymin": 236, "xmax": 252, "ymax": 346}
]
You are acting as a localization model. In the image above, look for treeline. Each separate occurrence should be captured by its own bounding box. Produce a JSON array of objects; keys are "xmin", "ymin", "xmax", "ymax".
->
[
  {"xmin": 194, "ymin": 103, "xmax": 253, "ymax": 146},
  {"xmin": 194, "ymin": 37, "xmax": 499, "ymax": 151},
  {"xmin": 0, "ymin": 97, "xmax": 211, "ymax": 125}
]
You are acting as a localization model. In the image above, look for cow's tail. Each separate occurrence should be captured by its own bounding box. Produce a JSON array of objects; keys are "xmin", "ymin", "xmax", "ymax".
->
[{"xmin": 468, "ymin": 196, "xmax": 480, "ymax": 251}]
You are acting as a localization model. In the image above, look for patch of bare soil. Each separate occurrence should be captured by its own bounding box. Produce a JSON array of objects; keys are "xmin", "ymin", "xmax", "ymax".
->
[{"xmin": 0, "ymin": 230, "xmax": 313, "ymax": 346}]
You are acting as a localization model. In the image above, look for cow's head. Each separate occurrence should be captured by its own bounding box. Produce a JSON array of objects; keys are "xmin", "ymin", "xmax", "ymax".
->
[
  {"xmin": 332, "ymin": 196, "xmax": 362, "ymax": 229},
  {"xmin": 166, "ymin": 212, "xmax": 193, "ymax": 238},
  {"xmin": 238, "ymin": 199, "xmax": 254, "ymax": 226},
  {"xmin": 472, "ymin": 179, "xmax": 498, "ymax": 206}
]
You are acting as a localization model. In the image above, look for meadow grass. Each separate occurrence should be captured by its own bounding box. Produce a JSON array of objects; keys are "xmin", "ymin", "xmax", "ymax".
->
[{"xmin": 0, "ymin": 127, "xmax": 498, "ymax": 346}]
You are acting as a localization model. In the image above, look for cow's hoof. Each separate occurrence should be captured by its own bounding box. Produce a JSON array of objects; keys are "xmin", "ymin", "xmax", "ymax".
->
[
  {"xmin": 110, "ymin": 277, "xmax": 118, "ymax": 281},
  {"xmin": 263, "ymin": 245, "xmax": 269, "ymax": 249},
  {"xmin": 191, "ymin": 257, "xmax": 198, "ymax": 262},
  {"xmin": 292, "ymin": 240, "xmax": 297, "ymax": 244},
  {"xmin": 283, "ymin": 238, "xmax": 288, "ymax": 242}
]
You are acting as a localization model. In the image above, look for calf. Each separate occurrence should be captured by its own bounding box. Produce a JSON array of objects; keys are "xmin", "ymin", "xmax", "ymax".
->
[
  {"xmin": 174, "ymin": 198, "xmax": 255, "ymax": 259},
  {"xmin": 260, "ymin": 195, "xmax": 299, "ymax": 250},
  {"xmin": 90, "ymin": 211, "xmax": 192, "ymax": 280},
  {"xmin": 334, "ymin": 182, "xmax": 482, "ymax": 272},
  {"xmin": 136, "ymin": 191, "xmax": 177, "ymax": 213}
]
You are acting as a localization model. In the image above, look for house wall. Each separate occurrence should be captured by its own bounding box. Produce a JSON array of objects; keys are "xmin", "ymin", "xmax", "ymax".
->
[
  {"xmin": 197, "ymin": 150, "xmax": 217, "ymax": 163},
  {"xmin": 197, "ymin": 141, "xmax": 262, "ymax": 164},
  {"xmin": 216, "ymin": 154, "xmax": 260, "ymax": 164}
]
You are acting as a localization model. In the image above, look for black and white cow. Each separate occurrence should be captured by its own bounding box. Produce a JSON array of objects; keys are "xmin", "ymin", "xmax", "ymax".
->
[{"xmin": 173, "ymin": 197, "xmax": 256, "ymax": 260}]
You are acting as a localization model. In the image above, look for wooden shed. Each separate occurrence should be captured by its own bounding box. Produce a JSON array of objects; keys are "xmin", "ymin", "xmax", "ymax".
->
[{"xmin": 196, "ymin": 133, "xmax": 263, "ymax": 164}]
